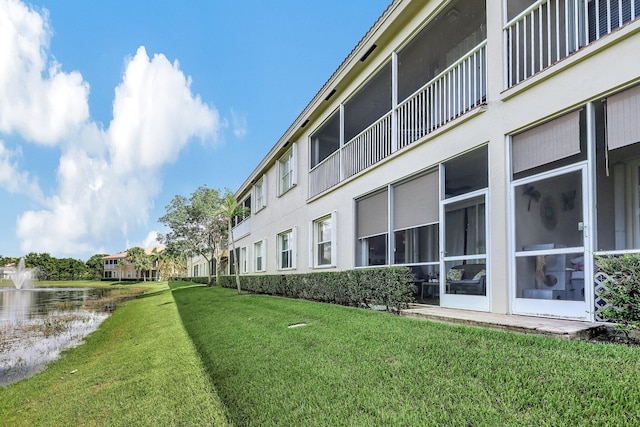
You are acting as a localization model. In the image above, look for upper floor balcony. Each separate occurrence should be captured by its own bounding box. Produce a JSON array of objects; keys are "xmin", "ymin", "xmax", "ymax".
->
[
  {"xmin": 232, "ymin": 216, "xmax": 251, "ymax": 241},
  {"xmin": 309, "ymin": 41, "xmax": 487, "ymax": 198},
  {"xmin": 309, "ymin": 0, "xmax": 487, "ymax": 199},
  {"xmin": 505, "ymin": 0, "xmax": 639, "ymax": 88}
]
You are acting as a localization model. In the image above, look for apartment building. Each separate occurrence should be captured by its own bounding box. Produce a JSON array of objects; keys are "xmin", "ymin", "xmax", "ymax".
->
[
  {"xmin": 231, "ymin": 0, "xmax": 640, "ymax": 321},
  {"xmin": 103, "ymin": 247, "xmax": 162, "ymax": 281}
]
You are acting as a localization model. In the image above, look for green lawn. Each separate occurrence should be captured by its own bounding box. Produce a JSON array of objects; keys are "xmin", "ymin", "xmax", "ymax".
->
[
  {"xmin": 172, "ymin": 284, "xmax": 640, "ymax": 426},
  {"xmin": 0, "ymin": 282, "xmax": 230, "ymax": 426}
]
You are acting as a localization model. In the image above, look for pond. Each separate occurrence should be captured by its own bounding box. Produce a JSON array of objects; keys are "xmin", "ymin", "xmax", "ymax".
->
[{"xmin": 0, "ymin": 287, "xmax": 117, "ymax": 387}]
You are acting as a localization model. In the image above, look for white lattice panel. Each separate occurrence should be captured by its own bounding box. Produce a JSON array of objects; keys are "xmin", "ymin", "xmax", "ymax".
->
[{"xmin": 594, "ymin": 271, "xmax": 614, "ymax": 322}]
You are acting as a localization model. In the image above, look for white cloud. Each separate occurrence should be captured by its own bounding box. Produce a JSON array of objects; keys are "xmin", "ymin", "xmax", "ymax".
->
[
  {"xmin": 231, "ymin": 109, "xmax": 248, "ymax": 139},
  {"xmin": 109, "ymin": 47, "xmax": 220, "ymax": 173},
  {"xmin": 0, "ymin": 0, "xmax": 89, "ymax": 145},
  {"xmin": 0, "ymin": 140, "xmax": 43, "ymax": 201},
  {"xmin": 7, "ymin": 4, "xmax": 221, "ymax": 258},
  {"xmin": 125, "ymin": 231, "xmax": 162, "ymax": 252}
]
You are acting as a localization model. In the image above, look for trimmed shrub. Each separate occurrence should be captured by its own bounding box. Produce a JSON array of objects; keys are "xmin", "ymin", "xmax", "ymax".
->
[
  {"xmin": 596, "ymin": 253, "xmax": 640, "ymax": 339},
  {"xmin": 216, "ymin": 267, "xmax": 415, "ymax": 313}
]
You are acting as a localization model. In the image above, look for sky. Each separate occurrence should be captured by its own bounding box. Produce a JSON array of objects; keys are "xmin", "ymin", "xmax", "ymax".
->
[{"xmin": 0, "ymin": 0, "xmax": 391, "ymax": 261}]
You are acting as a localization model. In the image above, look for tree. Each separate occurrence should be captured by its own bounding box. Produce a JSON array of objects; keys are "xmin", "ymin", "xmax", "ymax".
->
[
  {"xmin": 126, "ymin": 247, "xmax": 148, "ymax": 281},
  {"xmin": 219, "ymin": 190, "xmax": 249, "ymax": 294},
  {"xmin": 158, "ymin": 240, "xmax": 188, "ymax": 279},
  {"xmin": 149, "ymin": 247, "xmax": 164, "ymax": 281},
  {"xmin": 116, "ymin": 259, "xmax": 124, "ymax": 281},
  {"xmin": 158, "ymin": 186, "xmax": 226, "ymax": 285},
  {"xmin": 55, "ymin": 258, "xmax": 86, "ymax": 280},
  {"xmin": 86, "ymin": 253, "xmax": 109, "ymax": 280},
  {"xmin": 25, "ymin": 252, "xmax": 55, "ymax": 281},
  {"xmin": 0, "ymin": 256, "xmax": 18, "ymax": 267}
]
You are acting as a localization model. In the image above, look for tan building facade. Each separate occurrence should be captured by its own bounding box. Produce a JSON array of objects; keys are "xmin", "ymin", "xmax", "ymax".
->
[
  {"xmin": 230, "ymin": 0, "xmax": 640, "ymax": 321},
  {"xmin": 103, "ymin": 247, "xmax": 162, "ymax": 281}
]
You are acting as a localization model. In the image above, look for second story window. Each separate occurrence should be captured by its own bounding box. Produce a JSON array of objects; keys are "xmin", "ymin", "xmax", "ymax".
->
[
  {"xmin": 254, "ymin": 174, "xmax": 267, "ymax": 212},
  {"xmin": 278, "ymin": 143, "xmax": 297, "ymax": 196}
]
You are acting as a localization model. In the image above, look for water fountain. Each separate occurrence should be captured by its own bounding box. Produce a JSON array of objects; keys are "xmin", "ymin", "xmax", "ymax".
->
[{"xmin": 10, "ymin": 258, "xmax": 32, "ymax": 290}]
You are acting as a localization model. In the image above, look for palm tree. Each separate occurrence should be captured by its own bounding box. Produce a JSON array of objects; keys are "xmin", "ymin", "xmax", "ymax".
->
[
  {"xmin": 150, "ymin": 247, "xmax": 163, "ymax": 281},
  {"xmin": 219, "ymin": 192, "xmax": 249, "ymax": 294},
  {"xmin": 116, "ymin": 259, "xmax": 124, "ymax": 281},
  {"xmin": 126, "ymin": 247, "xmax": 147, "ymax": 281}
]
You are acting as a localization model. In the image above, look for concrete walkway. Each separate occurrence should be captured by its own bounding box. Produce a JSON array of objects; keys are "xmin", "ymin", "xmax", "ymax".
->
[{"xmin": 401, "ymin": 304, "xmax": 607, "ymax": 340}]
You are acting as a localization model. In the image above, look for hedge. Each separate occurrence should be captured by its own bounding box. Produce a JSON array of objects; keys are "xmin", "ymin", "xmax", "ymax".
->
[
  {"xmin": 215, "ymin": 267, "xmax": 415, "ymax": 313},
  {"xmin": 596, "ymin": 253, "xmax": 640, "ymax": 340},
  {"xmin": 169, "ymin": 276, "xmax": 210, "ymax": 285}
]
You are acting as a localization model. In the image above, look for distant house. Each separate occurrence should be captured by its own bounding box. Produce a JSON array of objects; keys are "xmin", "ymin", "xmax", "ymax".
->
[
  {"xmin": 1, "ymin": 264, "xmax": 15, "ymax": 280},
  {"xmin": 186, "ymin": 254, "xmax": 211, "ymax": 279},
  {"xmin": 103, "ymin": 246, "xmax": 163, "ymax": 281},
  {"xmin": 228, "ymin": 0, "xmax": 640, "ymax": 322}
]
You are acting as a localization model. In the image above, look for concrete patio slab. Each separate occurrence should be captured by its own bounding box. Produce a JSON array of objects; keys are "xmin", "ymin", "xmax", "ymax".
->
[{"xmin": 401, "ymin": 304, "xmax": 606, "ymax": 340}]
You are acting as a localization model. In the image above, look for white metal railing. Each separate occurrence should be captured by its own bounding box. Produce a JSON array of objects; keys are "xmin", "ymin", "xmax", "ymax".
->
[
  {"xmin": 397, "ymin": 41, "xmax": 487, "ymax": 149},
  {"xmin": 309, "ymin": 149, "xmax": 341, "ymax": 197},
  {"xmin": 505, "ymin": 0, "xmax": 638, "ymax": 87},
  {"xmin": 342, "ymin": 112, "xmax": 393, "ymax": 179}
]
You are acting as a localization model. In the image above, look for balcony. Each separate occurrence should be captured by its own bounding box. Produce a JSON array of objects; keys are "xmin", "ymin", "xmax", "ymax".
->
[
  {"xmin": 505, "ymin": 0, "xmax": 639, "ymax": 88},
  {"xmin": 308, "ymin": 42, "xmax": 487, "ymax": 198},
  {"xmin": 231, "ymin": 216, "xmax": 251, "ymax": 241}
]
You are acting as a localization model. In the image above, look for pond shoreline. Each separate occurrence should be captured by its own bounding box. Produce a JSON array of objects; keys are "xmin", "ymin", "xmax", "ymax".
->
[{"xmin": 0, "ymin": 284, "xmax": 144, "ymax": 387}]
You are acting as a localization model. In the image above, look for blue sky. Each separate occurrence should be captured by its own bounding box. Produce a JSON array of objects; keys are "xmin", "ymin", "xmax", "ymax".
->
[{"xmin": 0, "ymin": 0, "xmax": 390, "ymax": 260}]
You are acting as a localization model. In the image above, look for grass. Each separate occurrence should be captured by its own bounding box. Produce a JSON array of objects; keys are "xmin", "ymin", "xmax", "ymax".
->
[
  {"xmin": 0, "ymin": 282, "xmax": 230, "ymax": 426},
  {"xmin": 172, "ymin": 284, "xmax": 640, "ymax": 426}
]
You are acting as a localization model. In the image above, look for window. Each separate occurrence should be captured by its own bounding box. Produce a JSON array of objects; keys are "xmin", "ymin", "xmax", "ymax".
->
[
  {"xmin": 278, "ymin": 228, "xmax": 297, "ymax": 270},
  {"xmin": 254, "ymin": 239, "xmax": 266, "ymax": 272},
  {"xmin": 278, "ymin": 144, "xmax": 297, "ymax": 196},
  {"xmin": 254, "ymin": 175, "xmax": 267, "ymax": 212},
  {"xmin": 359, "ymin": 233, "xmax": 388, "ymax": 266},
  {"xmin": 311, "ymin": 213, "xmax": 336, "ymax": 267},
  {"xmin": 392, "ymin": 171, "xmax": 440, "ymax": 290},
  {"xmin": 356, "ymin": 190, "xmax": 388, "ymax": 266},
  {"xmin": 241, "ymin": 247, "xmax": 248, "ymax": 273}
]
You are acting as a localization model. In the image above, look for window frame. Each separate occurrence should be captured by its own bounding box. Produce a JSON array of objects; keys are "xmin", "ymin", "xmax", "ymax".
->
[
  {"xmin": 310, "ymin": 212, "xmax": 337, "ymax": 268},
  {"xmin": 240, "ymin": 246, "xmax": 248, "ymax": 273},
  {"xmin": 277, "ymin": 228, "xmax": 297, "ymax": 270},
  {"xmin": 254, "ymin": 174, "xmax": 267, "ymax": 213},
  {"xmin": 254, "ymin": 239, "xmax": 266, "ymax": 272},
  {"xmin": 277, "ymin": 143, "xmax": 297, "ymax": 196}
]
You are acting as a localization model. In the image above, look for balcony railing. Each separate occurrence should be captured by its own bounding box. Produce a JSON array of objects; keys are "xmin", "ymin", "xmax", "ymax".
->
[
  {"xmin": 397, "ymin": 42, "xmax": 487, "ymax": 149},
  {"xmin": 308, "ymin": 41, "xmax": 487, "ymax": 198},
  {"xmin": 505, "ymin": 0, "xmax": 638, "ymax": 87},
  {"xmin": 343, "ymin": 112, "xmax": 393, "ymax": 179},
  {"xmin": 309, "ymin": 149, "xmax": 341, "ymax": 197}
]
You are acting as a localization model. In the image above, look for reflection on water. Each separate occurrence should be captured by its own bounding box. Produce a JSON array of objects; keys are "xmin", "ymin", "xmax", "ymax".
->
[{"xmin": 0, "ymin": 288, "xmax": 113, "ymax": 387}]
